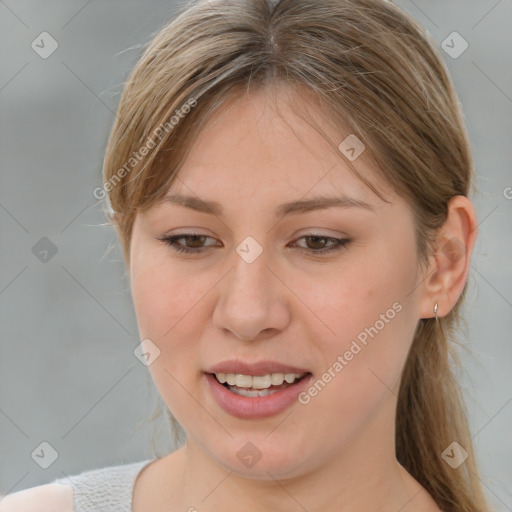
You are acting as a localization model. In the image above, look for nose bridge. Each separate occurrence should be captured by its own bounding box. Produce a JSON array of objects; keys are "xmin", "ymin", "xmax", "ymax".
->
[
  {"xmin": 213, "ymin": 234, "xmax": 288, "ymax": 340},
  {"xmin": 228, "ymin": 234, "xmax": 272, "ymax": 304}
]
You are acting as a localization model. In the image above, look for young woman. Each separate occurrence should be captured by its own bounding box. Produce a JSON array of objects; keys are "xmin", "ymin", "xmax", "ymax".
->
[{"xmin": 1, "ymin": 0, "xmax": 492, "ymax": 511}]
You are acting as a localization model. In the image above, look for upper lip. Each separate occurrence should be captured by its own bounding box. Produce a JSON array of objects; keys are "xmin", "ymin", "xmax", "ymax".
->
[{"xmin": 205, "ymin": 359, "xmax": 311, "ymax": 376}]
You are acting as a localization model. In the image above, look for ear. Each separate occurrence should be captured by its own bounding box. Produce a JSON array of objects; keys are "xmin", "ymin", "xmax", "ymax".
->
[{"xmin": 418, "ymin": 195, "xmax": 478, "ymax": 319}]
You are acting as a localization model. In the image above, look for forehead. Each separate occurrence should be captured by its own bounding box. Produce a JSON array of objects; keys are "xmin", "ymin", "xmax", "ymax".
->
[{"xmin": 162, "ymin": 85, "xmax": 393, "ymax": 210}]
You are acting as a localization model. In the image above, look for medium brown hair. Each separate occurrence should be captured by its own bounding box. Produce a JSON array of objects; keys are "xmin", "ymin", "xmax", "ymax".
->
[{"xmin": 103, "ymin": 1, "xmax": 490, "ymax": 510}]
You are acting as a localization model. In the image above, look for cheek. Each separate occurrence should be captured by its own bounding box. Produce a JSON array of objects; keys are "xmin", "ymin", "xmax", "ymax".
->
[
  {"xmin": 131, "ymin": 250, "xmax": 207, "ymax": 340},
  {"xmin": 307, "ymin": 236, "xmax": 419, "ymax": 394},
  {"xmin": 131, "ymin": 256, "xmax": 209, "ymax": 426},
  {"xmin": 315, "ymin": 244, "xmax": 414, "ymax": 347}
]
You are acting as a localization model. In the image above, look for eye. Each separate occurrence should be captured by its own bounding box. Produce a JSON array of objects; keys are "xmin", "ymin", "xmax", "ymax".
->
[
  {"xmin": 157, "ymin": 233, "xmax": 351, "ymax": 256},
  {"xmin": 157, "ymin": 234, "xmax": 219, "ymax": 255},
  {"xmin": 291, "ymin": 233, "xmax": 352, "ymax": 255}
]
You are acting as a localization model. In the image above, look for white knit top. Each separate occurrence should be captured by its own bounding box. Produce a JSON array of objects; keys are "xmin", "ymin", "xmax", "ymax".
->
[{"xmin": 50, "ymin": 459, "xmax": 155, "ymax": 512}]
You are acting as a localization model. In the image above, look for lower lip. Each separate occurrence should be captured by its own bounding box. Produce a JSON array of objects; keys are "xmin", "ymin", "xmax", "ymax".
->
[{"xmin": 204, "ymin": 372, "xmax": 313, "ymax": 419}]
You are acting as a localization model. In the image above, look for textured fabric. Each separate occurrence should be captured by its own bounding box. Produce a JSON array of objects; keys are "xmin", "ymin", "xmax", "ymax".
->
[{"xmin": 50, "ymin": 459, "xmax": 155, "ymax": 512}]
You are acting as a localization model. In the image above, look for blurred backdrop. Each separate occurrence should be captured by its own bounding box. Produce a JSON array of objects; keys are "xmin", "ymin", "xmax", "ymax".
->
[{"xmin": 0, "ymin": 1, "xmax": 511, "ymax": 510}]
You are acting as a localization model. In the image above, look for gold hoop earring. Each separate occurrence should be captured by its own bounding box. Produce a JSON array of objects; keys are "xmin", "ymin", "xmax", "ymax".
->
[{"xmin": 433, "ymin": 302, "xmax": 438, "ymax": 320}]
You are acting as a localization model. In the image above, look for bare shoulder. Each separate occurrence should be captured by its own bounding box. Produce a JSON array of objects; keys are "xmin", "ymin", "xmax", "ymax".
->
[{"xmin": 0, "ymin": 483, "xmax": 73, "ymax": 512}]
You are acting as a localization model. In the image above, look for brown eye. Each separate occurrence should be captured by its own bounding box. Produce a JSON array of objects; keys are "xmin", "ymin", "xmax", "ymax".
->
[
  {"xmin": 304, "ymin": 236, "xmax": 330, "ymax": 250},
  {"xmin": 292, "ymin": 234, "xmax": 351, "ymax": 255},
  {"xmin": 157, "ymin": 234, "xmax": 219, "ymax": 254},
  {"xmin": 184, "ymin": 235, "xmax": 208, "ymax": 248}
]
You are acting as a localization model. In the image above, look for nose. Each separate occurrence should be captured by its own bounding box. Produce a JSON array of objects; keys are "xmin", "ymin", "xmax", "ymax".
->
[{"xmin": 212, "ymin": 242, "xmax": 290, "ymax": 341}]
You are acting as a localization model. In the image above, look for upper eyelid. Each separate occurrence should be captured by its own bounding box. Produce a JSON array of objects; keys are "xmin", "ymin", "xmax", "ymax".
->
[
  {"xmin": 164, "ymin": 227, "xmax": 349, "ymax": 239},
  {"xmin": 165, "ymin": 232, "xmax": 345, "ymax": 243}
]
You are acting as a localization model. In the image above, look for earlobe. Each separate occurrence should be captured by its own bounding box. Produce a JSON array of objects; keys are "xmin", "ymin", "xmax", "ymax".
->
[{"xmin": 418, "ymin": 195, "xmax": 478, "ymax": 319}]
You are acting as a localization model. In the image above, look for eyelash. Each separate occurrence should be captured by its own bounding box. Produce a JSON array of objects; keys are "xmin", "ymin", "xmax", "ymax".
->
[{"xmin": 157, "ymin": 233, "xmax": 351, "ymax": 256}]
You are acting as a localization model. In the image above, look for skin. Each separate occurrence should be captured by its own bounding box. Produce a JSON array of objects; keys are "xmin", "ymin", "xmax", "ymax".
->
[{"xmin": 128, "ymin": 84, "xmax": 477, "ymax": 512}]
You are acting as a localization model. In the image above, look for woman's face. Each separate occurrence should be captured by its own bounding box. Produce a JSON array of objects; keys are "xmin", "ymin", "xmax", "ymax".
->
[{"xmin": 129, "ymin": 86, "xmax": 425, "ymax": 479}]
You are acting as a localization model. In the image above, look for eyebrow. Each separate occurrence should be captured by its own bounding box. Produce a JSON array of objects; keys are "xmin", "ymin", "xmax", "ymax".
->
[{"xmin": 158, "ymin": 193, "xmax": 374, "ymax": 217}]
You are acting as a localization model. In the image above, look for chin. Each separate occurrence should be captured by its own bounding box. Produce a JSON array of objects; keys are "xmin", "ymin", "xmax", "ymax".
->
[{"xmin": 209, "ymin": 436, "xmax": 314, "ymax": 481}]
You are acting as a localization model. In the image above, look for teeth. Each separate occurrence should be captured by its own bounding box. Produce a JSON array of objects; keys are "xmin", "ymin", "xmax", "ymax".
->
[
  {"xmin": 229, "ymin": 387, "xmax": 282, "ymax": 397},
  {"xmin": 215, "ymin": 372, "xmax": 306, "ymax": 389}
]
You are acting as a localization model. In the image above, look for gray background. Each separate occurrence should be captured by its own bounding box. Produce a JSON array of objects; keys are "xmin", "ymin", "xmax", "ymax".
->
[{"xmin": 1, "ymin": 1, "xmax": 511, "ymax": 510}]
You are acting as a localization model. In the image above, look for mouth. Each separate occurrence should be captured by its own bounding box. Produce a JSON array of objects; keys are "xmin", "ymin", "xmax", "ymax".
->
[
  {"xmin": 203, "ymin": 359, "xmax": 313, "ymax": 418},
  {"xmin": 209, "ymin": 371, "xmax": 311, "ymax": 397}
]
